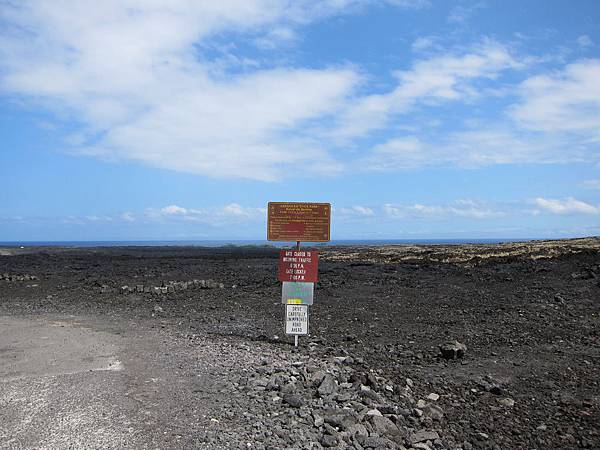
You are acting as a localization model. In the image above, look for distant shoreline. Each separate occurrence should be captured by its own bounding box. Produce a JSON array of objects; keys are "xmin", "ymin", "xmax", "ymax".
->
[{"xmin": 0, "ymin": 236, "xmax": 598, "ymax": 248}]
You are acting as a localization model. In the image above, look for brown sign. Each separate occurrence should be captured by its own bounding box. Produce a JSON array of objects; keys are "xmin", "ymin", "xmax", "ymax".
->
[
  {"xmin": 278, "ymin": 250, "xmax": 319, "ymax": 282},
  {"xmin": 267, "ymin": 202, "xmax": 331, "ymax": 242}
]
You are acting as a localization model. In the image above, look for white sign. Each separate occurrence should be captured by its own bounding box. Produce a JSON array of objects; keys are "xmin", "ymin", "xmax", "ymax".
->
[{"xmin": 285, "ymin": 304, "xmax": 309, "ymax": 335}]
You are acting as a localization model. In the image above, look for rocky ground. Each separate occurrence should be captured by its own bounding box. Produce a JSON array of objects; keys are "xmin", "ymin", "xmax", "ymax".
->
[{"xmin": 0, "ymin": 238, "xmax": 599, "ymax": 449}]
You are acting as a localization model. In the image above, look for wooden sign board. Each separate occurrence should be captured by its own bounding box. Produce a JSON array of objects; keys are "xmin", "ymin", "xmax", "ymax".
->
[
  {"xmin": 278, "ymin": 250, "xmax": 318, "ymax": 282},
  {"xmin": 267, "ymin": 202, "xmax": 331, "ymax": 242}
]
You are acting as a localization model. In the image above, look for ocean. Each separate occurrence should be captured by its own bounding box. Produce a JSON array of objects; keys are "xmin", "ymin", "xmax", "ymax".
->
[{"xmin": 0, "ymin": 238, "xmax": 532, "ymax": 247}]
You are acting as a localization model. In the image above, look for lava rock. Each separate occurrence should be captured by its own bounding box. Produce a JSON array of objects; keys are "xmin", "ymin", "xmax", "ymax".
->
[
  {"xmin": 360, "ymin": 385, "xmax": 384, "ymax": 403},
  {"xmin": 411, "ymin": 430, "xmax": 440, "ymax": 444},
  {"xmin": 323, "ymin": 408, "xmax": 359, "ymax": 430},
  {"xmin": 422, "ymin": 404, "xmax": 444, "ymax": 420},
  {"xmin": 439, "ymin": 340, "xmax": 467, "ymax": 359},
  {"xmin": 427, "ymin": 393, "xmax": 440, "ymax": 401},
  {"xmin": 318, "ymin": 374, "xmax": 337, "ymax": 396},
  {"xmin": 362, "ymin": 435, "xmax": 396, "ymax": 448},
  {"xmin": 320, "ymin": 434, "xmax": 338, "ymax": 447},
  {"xmin": 346, "ymin": 423, "xmax": 369, "ymax": 439},
  {"xmin": 283, "ymin": 393, "xmax": 303, "ymax": 408},
  {"xmin": 370, "ymin": 415, "xmax": 399, "ymax": 436},
  {"xmin": 498, "ymin": 397, "xmax": 515, "ymax": 407}
]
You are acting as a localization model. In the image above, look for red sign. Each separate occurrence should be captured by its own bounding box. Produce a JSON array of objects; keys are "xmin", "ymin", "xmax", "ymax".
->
[
  {"xmin": 278, "ymin": 250, "xmax": 319, "ymax": 282},
  {"xmin": 268, "ymin": 202, "xmax": 331, "ymax": 242}
]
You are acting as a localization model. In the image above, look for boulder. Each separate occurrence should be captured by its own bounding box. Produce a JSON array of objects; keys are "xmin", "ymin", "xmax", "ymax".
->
[
  {"xmin": 439, "ymin": 340, "xmax": 467, "ymax": 359},
  {"xmin": 283, "ymin": 393, "xmax": 303, "ymax": 408},
  {"xmin": 422, "ymin": 403, "xmax": 444, "ymax": 420},
  {"xmin": 370, "ymin": 415, "xmax": 399, "ymax": 436},
  {"xmin": 318, "ymin": 374, "xmax": 337, "ymax": 396},
  {"xmin": 410, "ymin": 430, "xmax": 440, "ymax": 444},
  {"xmin": 323, "ymin": 408, "xmax": 359, "ymax": 430}
]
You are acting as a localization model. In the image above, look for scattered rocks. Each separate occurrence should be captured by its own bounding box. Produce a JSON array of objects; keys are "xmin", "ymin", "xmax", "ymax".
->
[
  {"xmin": 477, "ymin": 375, "xmax": 506, "ymax": 395},
  {"xmin": 4, "ymin": 238, "xmax": 600, "ymax": 450},
  {"xmin": 362, "ymin": 435, "xmax": 396, "ymax": 448},
  {"xmin": 118, "ymin": 279, "xmax": 225, "ymax": 296},
  {"xmin": 439, "ymin": 340, "xmax": 467, "ymax": 359},
  {"xmin": 571, "ymin": 270, "xmax": 595, "ymax": 280},
  {"xmin": 0, "ymin": 273, "xmax": 38, "ymax": 282},
  {"xmin": 225, "ymin": 352, "xmax": 443, "ymax": 449}
]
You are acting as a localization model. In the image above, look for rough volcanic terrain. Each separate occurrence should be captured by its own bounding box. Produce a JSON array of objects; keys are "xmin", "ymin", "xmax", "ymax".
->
[{"xmin": 0, "ymin": 238, "xmax": 599, "ymax": 449}]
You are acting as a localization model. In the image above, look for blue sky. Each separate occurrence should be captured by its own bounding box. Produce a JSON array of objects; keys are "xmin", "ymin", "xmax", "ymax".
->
[{"xmin": 1, "ymin": 0, "xmax": 599, "ymax": 241}]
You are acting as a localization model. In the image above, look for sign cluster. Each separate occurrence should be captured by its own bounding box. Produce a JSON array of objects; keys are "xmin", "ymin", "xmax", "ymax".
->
[
  {"xmin": 268, "ymin": 202, "xmax": 331, "ymax": 345},
  {"xmin": 279, "ymin": 252, "xmax": 317, "ymax": 337}
]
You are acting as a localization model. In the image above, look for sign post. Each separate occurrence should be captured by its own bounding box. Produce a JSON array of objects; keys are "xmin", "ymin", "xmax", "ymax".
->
[{"xmin": 267, "ymin": 202, "xmax": 331, "ymax": 346}]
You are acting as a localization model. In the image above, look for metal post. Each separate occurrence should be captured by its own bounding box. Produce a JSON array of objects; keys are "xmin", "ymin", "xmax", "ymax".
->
[{"xmin": 295, "ymin": 240, "xmax": 300, "ymax": 347}]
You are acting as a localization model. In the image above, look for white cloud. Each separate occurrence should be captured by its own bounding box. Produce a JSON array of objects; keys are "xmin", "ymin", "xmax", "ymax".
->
[
  {"xmin": 447, "ymin": 2, "xmax": 486, "ymax": 24},
  {"xmin": 411, "ymin": 36, "xmax": 436, "ymax": 52},
  {"xmin": 62, "ymin": 216, "xmax": 85, "ymax": 225},
  {"xmin": 145, "ymin": 203, "xmax": 266, "ymax": 224},
  {"xmin": 577, "ymin": 35, "xmax": 593, "ymax": 47},
  {"xmin": 339, "ymin": 205, "xmax": 375, "ymax": 216},
  {"xmin": 1, "ymin": 1, "xmax": 597, "ymax": 183},
  {"xmin": 0, "ymin": 1, "xmax": 365, "ymax": 181},
  {"xmin": 222, "ymin": 203, "xmax": 266, "ymax": 218},
  {"xmin": 351, "ymin": 205, "xmax": 375, "ymax": 216},
  {"xmin": 0, "ymin": 204, "xmax": 266, "ymax": 228},
  {"xmin": 583, "ymin": 180, "xmax": 600, "ymax": 190},
  {"xmin": 85, "ymin": 215, "xmax": 113, "ymax": 222},
  {"xmin": 365, "ymin": 137, "xmax": 425, "ymax": 169},
  {"xmin": 533, "ymin": 197, "xmax": 600, "ymax": 215},
  {"xmin": 384, "ymin": 200, "xmax": 503, "ymax": 219},
  {"xmin": 0, "ymin": 1, "xmax": 431, "ymax": 181},
  {"xmin": 363, "ymin": 127, "xmax": 590, "ymax": 170},
  {"xmin": 161, "ymin": 205, "xmax": 188, "ymax": 215},
  {"xmin": 511, "ymin": 59, "xmax": 600, "ymax": 134},
  {"xmin": 331, "ymin": 41, "xmax": 520, "ymax": 140},
  {"xmin": 255, "ymin": 26, "xmax": 298, "ymax": 49},
  {"xmin": 120, "ymin": 212, "xmax": 136, "ymax": 222}
]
